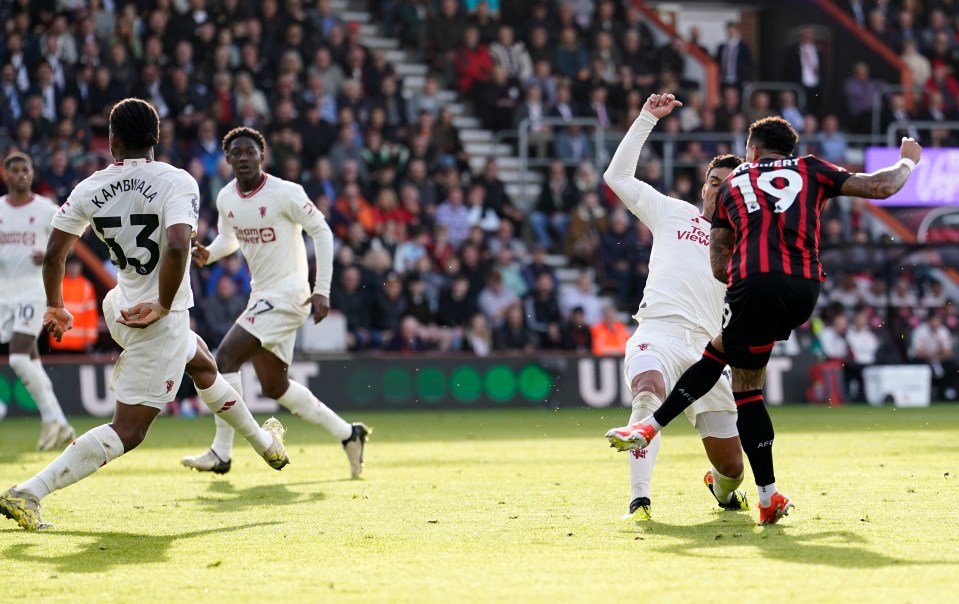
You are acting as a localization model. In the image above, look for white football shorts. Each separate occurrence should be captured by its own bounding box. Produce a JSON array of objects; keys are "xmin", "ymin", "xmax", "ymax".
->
[
  {"xmin": 235, "ymin": 296, "xmax": 310, "ymax": 366},
  {"xmin": 0, "ymin": 291, "xmax": 45, "ymax": 344},
  {"xmin": 623, "ymin": 318, "xmax": 738, "ymax": 439},
  {"xmin": 102, "ymin": 289, "xmax": 198, "ymax": 409}
]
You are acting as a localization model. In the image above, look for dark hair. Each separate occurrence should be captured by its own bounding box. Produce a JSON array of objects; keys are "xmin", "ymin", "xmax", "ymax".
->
[
  {"xmin": 2, "ymin": 151, "xmax": 32, "ymax": 170},
  {"xmin": 221, "ymin": 126, "xmax": 266, "ymax": 154},
  {"xmin": 748, "ymin": 116, "xmax": 799, "ymax": 156},
  {"xmin": 706, "ymin": 153, "xmax": 743, "ymax": 176},
  {"xmin": 109, "ymin": 98, "xmax": 160, "ymax": 149}
]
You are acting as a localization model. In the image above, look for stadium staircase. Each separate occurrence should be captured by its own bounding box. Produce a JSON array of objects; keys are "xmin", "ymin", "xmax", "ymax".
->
[{"xmin": 334, "ymin": 0, "xmax": 544, "ymax": 207}]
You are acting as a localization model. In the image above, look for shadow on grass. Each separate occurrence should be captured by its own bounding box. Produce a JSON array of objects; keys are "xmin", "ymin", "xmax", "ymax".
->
[
  {"xmin": 626, "ymin": 515, "xmax": 947, "ymax": 568},
  {"xmin": 187, "ymin": 480, "xmax": 327, "ymax": 513},
  {"xmin": 1, "ymin": 521, "xmax": 279, "ymax": 573}
]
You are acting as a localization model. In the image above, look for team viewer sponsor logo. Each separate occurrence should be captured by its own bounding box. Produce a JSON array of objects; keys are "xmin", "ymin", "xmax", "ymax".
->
[{"xmin": 233, "ymin": 226, "xmax": 277, "ymax": 244}]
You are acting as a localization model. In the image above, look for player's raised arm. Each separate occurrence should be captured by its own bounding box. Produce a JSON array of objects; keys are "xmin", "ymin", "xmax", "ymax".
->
[
  {"xmin": 42, "ymin": 228, "xmax": 80, "ymax": 341},
  {"xmin": 290, "ymin": 186, "xmax": 334, "ymax": 323},
  {"xmin": 603, "ymin": 93, "xmax": 683, "ymax": 228},
  {"xmin": 840, "ymin": 137, "xmax": 922, "ymax": 199}
]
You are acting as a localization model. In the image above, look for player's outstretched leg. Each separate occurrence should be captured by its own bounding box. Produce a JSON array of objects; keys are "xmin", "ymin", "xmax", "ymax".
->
[
  {"xmin": 697, "ymin": 411, "xmax": 748, "ymax": 511},
  {"xmin": 276, "ymin": 381, "xmax": 368, "ymax": 478},
  {"xmin": 184, "ymin": 337, "xmax": 289, "ymax": 471},
  {"xmin": 8, "ymin": 348, "xmax": 75, "ymax": 451},
  {"xmin": 254, "ymin": 350, "xmax": 368, "ymax": 479},
  {"xmin": 2, "ymin": 402, "xmax": 159, "ymax": 530}
]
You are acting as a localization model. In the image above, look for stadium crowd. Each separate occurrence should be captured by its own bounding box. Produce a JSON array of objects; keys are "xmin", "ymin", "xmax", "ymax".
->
[{"xmin": 0, "ymin": 0, "xmax": 955, "ymax": 396}]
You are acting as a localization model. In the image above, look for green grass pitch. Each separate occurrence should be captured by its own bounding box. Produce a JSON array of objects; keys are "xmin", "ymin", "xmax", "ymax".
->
[{"xmin": 0, "ymin": 405, "xmax": 957, "ymax": 602}]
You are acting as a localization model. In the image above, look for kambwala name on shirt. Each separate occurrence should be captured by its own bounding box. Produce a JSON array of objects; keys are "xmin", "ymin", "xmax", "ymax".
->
[{"xmin": 90, "ymin": 178, "xmax": 158, "ymax": 208}]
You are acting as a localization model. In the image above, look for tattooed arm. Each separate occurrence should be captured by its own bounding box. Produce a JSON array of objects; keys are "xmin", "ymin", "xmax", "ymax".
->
[
  {"xmin": 710, "ymin": 226, "xmax": 735, "ymax": 284},
  {"xmin": 840, "ymin": 137, "xmax": 922, "ymax": 199}
]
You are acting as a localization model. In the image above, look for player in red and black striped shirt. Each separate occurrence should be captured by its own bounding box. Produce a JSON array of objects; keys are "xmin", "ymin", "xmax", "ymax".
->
[{"xmin": 611, "ymin": 116, "xmax": 921, "ymax": 524}]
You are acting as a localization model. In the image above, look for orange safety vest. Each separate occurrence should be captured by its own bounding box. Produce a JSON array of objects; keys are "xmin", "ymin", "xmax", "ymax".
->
[
  {"xmin": 49, "ymin": 275, "xmax": 99, "ymax": 351},
  {"xmin": 591, "ymin": 322, "xmax": 631, "ymax": 356}
]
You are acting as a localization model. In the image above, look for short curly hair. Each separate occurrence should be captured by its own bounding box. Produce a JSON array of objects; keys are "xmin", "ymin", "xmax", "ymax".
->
[
  {"xmin": 706, "ymin": 153, "xmax": 743, "ymax": 177},
  {"xmin": 748, "ymin": 116, "xmax": 799, "ymax": 156},
  {"xmin": 221, "ymin": 127, "xmax": 267, "ymax": 154}
]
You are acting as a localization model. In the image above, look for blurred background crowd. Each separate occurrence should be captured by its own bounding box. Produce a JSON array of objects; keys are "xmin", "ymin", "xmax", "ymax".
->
[{"xmin": 0, "ymin": 0, "xmax": 956, "ymax": 400}]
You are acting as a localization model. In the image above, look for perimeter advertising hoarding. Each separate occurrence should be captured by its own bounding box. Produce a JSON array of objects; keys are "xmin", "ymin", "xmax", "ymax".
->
[
  {"xmin": 864, "ymin": 147, "xmax": 959, "ymax": 206},
  {"xmin": 0, "ymin": 355, "xmax": 814, "ymax": 418}
]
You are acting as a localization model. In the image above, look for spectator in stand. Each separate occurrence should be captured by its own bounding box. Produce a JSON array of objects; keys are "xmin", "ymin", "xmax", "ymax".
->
[
  {"xmin": 494, "ymin": 304, "xmax": 537, "ymax": 352},
  {"xmin": 333, "ymin": 265, "xmax": 379, "ymax": 350},
  {"xmin": 522, "ymin": 245, "xmax": 558, "ymax": 292},
  {"xmin": 890, "ymin": 276, "xmax": 919, "ymax": 308},
  {"xmin": 463, "ymin": 313, "xmax": 493, "ymax": 356},
  {"xmin": 438, "ymin": 274, "xmax": 478, "ymax": 328},
  {"xmin": 591, "ymin": 305, "xmax": 631, "ymax": 356},
  {"xmin": 560, "ymin": 272, "xmax": 604, "ymax": 326},
  {"xmin": 901, "ymin": 39, "xmax": 931, "ymax": 91},
  {"xmin": 560, "ymin": 306, "xmax": 594, "ymax": 352},
  {"xmin": 714, "ymin": 85, "xmax": 741, "ymax": 132},
  {"xmin": 818, "ymin": 114, "xmax": 849, "ymax": 165},
  {"xmin": 746, "ymin": 90, "xmax": 774, "ymax": 126},
  {"xmin": 37, "ymin": 149, "xmax": 78, "ymax": 203},
  {"xmin": 779, "ymin": 91, "xmax": 805, "ymax": 131},
  {"xmin": 565, "ymin": 190, "xmax": 607, "ymax": 266},
  {"xmin": 524, "ymin": 272, "xmax": 562, "ymax": 343},
  {"xmin": 716, "ymin": 22, "xmax": 753, "ymax": 91},
  {"xmin": 532, "ymin": 160, "xmax": 579, "ymax": 250},
  {"xmin": 384, "ymin": 316, "xmax": 426, "ymax": 352},
  {"xmin": 479, "ymin": 270, "xmax": 519, "ymax": 328},
  {"xmin": 554, "ymin": 26, "xmax": 588, "ymax": 78},
  {"xmin": 435, "ymin": 186, "xmax": 471, "ymax": 247},
  {"xmin": 490, "ymin": 24, "xmax": 533, "ymax": 81},
  {"xmin": 909, "ymin": 313, "xmax": 957, "ymax": 400},
  {"xmin": 555, "ymin": 123, "xmax": 595, "ymax": 165},
  {"xmin": 844, "ymin": 61, "xmax": 886, "ymax": 133},
  {"xmin": 818, "ymin": 313, "xmax": 851, "ymax": 362},
  {"xmin": 868, "ymin": 9, "xmax": 901, "ymax": 53},
  {"xmin": 204, "ymin": 274, "xmax": 248, "ymax": 346},
  {"xmin": 921, "ymin": 280, "xmax": 948, "ymax": 309},
  {"xmin": 882, "ymin": 93, "xmax": 921, "ymax": 140},
  {"xmin": 846, "ymin": 310, "xmax": 880, "ymax": 401},
  {"xmin": 783, "ymin": 27, "xmax": 823, "ymax": 114},
  {"xmin": 480, "ymin": 64, "xmax": 521, "ymax": 132},
  {"xmin": 600, "ymin": 209, "xmax": 637, "ymax": 310},
  {"xmin": 514, "ymin": 83, "xmax": 551, "ymax": 157},
  {"xmin": 456, "ymin": 26, "xmax": 493, "ymax": 99},
  {"xmin": 49, "ymin": 257, "xmax": 99, "ymax": 353},
  {"xmin": 924, "ymin": 62, "xmax": 959, "ymax": 114}
]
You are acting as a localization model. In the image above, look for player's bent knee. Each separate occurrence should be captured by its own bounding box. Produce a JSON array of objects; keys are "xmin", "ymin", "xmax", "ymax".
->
[
  {"xmin": 630, "ymin": 370, "xmax": 667, "ymax": 400},
  {"xmin": 260, "ymin": 380, "xmax": 290, "ymax": 401}
]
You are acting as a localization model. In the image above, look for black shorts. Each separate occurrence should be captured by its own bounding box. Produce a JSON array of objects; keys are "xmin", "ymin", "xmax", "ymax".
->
[{"xmin": 722, "ymin": 273, "xmax": 821, "ymax": 370}]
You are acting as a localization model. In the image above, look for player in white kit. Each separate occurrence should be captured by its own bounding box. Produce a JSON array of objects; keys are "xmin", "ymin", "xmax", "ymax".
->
[
  {"xmin": 1, "ymin": 99, "xmax": 290, "ymax": 530},
  {"xmin": 0, "ymin": 152, "xmax": 75, "ymax": 450},
  {"xmin": 602, "ymin": 94, "xmax": 748, "ymax": 521},
  {"xmin": 181, "ymin": 127, "xmax": 368, "ymax": 479}
]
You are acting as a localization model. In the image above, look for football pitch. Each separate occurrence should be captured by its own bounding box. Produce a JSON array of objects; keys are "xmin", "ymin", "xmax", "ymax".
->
[{"xmin": 0, "ymin": 405, "xmax": 956, "ymax": 602}]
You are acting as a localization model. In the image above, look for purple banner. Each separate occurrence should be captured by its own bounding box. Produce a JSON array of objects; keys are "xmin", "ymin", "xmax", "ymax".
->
[{"xmin": 864, "ymin": 147, "xmax": 959, "ymax": 206}]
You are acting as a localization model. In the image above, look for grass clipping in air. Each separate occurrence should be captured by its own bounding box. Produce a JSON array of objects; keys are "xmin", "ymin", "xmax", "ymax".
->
[{"xmin": 0, "ymin": 406, "xmax": 956, "ymax": 602}]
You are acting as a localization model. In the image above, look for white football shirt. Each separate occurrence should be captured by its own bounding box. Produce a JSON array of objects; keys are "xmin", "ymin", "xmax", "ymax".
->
[
  {"xmin": 0, "ymin": 194, "xmax": 59, "ymax": 296},
  {"xmin": 604, "ymin": 111, "xmax": 726, "ymax": 336},
  {"xmin": 206, "ymin": 174, "xmax": 334, "ymax": 301},
  {"xmin": 53, "ymin": 159, "xmax": 199, "ymax": 315}
]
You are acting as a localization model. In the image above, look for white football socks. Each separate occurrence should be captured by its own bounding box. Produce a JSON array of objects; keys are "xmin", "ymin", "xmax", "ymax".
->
[
  {"xmin": 209, "ymin": 372, "xmax": 242, "ymax": 459},
  {"xmin": 17, "ymin": 424, "xmax": 124, "ymax": 500},
  {"xmin": 758, "ymin": 482, "xmax": 778, "ymax": 507},
  {"xmin": 197, "ymin": 374, "xmax": 271, "ymax": 455},
  {"xmin": 10, "ymin": 354, "xmax": 67, "ymax": 425},
  {"xmin": 710, "ymin": 467, "xmax": 745, "ymax": 504},
  {"xmin": 277, "ymin": 381, "xmax": 353, "ymax": 441},
  {"xmin": 628, "ymin": 392, "xmax": 664, "ymax": 501}
]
